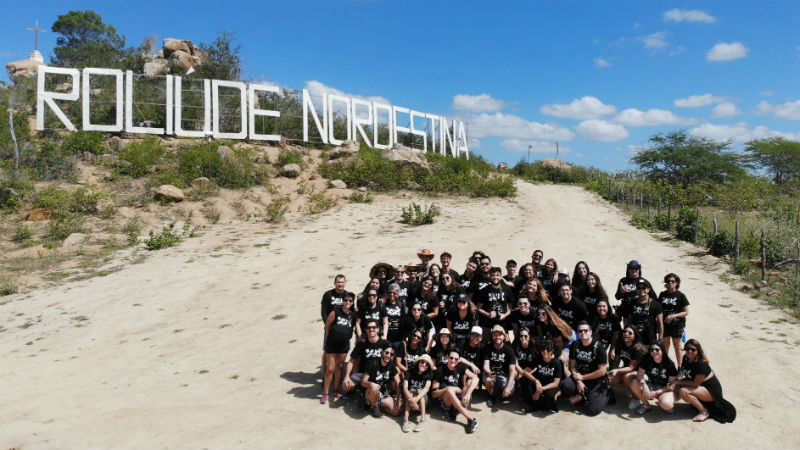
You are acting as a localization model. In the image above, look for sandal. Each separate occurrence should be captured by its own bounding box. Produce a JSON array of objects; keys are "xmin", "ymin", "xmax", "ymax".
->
[{"xmin": 693, "ymin": 411, "xmax": 710, "ymax": 422}]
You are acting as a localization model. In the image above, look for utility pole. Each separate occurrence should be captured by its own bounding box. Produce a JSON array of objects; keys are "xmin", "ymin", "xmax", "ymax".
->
[{"xmin": 527, "ymin": 144, "xmax": 531, "ymax": 163}]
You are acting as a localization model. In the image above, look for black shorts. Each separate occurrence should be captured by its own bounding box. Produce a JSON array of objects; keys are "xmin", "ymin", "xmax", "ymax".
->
[
  {"xmin": 664, "ymin": 325, "xmax": 684, "ymax": 339},
  {"xmin": 324, "ymin": 336, "xmax": 351, "ymax": 354}
]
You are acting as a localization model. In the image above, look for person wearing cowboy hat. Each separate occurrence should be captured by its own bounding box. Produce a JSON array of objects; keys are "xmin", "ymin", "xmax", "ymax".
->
[
  {"xmin": 401, "ymin": 354, "xmax": 434, "ymax": 432},
  {"xmin": 482, "ymin": 324, "xmax": 517, "ymax": 410},
  {"xmin": 416, "ymin": 249, "xmax": 435, "ymax": 281}
]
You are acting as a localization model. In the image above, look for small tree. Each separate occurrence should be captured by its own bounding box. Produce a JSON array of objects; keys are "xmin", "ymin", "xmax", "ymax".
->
[
  {"xmin": 51, "ymin": 10, "xmax": 126, "ymax": 68},
  {"xmin": 745, "ymin": 137, "xmax": 800, "ymax": 185},
  {"xmin": 195, "ymin": 31, "xmax": 243, "ymax": 81}
]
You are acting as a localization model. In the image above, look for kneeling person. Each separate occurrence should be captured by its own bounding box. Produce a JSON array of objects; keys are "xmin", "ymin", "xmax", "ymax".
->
[
  {"xmin": 431, "ymin": 348, "xmax": 479, "ymax": 434},
  {"xmin": 362, "ymin": 343, "xmax": 403, "ymax": 418}
]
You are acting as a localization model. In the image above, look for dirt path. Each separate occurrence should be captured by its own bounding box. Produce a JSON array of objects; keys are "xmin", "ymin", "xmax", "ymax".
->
[{"xmin": 1, "ymin": 181, "xmax": 798, "ymax": 449}]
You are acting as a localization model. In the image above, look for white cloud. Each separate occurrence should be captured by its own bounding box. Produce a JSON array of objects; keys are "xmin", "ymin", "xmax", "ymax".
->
[
  {"xmin": 690, "ymin": 123, "xmax": 800, "ymax": 143},
  {"xmin": 501, "ymin": 139, "xmax": 572, "ymax": 155},
  {"xmin": 773, "ymin": 100, "xmax": 800, "ymax": 120},
  {"xmin": 711, "ymin": 102, "xmax": 741, "ymax": 118},
  {"xmin": 639, "ymin": 32, "xmax": 669, "ymax": 50},
  {"xmin": 706, "ymin": 42, "xmax": 749, "ymax": 61},
  {"xmin": 613, "ymin": 108, "xmax": 696, "ymax": 126},
  {"xmin": 468, "ymin": 112, "xmax": 575, "ymax": 141},
  {"xmin": 469, "ymin": 138, "xmax": 482, "ymax": 149},
  {"xmin": 452, "ymin": 93, "xmax": 509, "ymax": 112},
  {"xmin": 540, "ymin": 96, "xmax": 616, "ymax": 119},
  {"xmin": 754, "ymin": 100, "xmax": 773, "ymax": 115},
  {"xmin": 674, "ymin": 93, "xmax": 727, "ymax": 107},
  {"xmin": 669, "ymin": 46, "xmax": 686, "ymax": 56},
  {"xmin": 663, "ymin": 9, "xmax": 716, "ymax": 23},
  {"xmin": 304, "ymin": 80, "xmax": 390, "ymax": 106},
  {"xmin": 594, "ymin": 58, "xmax": 611, "ymax": 68},
  {"xmin": 577, "ymin": 119, "xmax": 629, "ymax": 142}
]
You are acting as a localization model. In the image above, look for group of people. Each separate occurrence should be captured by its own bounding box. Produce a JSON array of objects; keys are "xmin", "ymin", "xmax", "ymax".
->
[{"xmin": 319, "ymin": 249, "xmax": 736, "ymax": 433}]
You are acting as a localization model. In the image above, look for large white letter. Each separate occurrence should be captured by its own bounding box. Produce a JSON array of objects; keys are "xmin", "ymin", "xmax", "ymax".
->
[
  {"xmin": 174, "ymin": 77, "xmax": 211, "ymax": 137},
  {"xmin": 328, "ymin": 95, "xmax": 352, "ymax": 145},
  {"xmin": 393, "ymin": 106, "xmax": 410, "ymax": 148},
  {"xmin": 457, "ymin": 121, "xmax": 469, "ymax": 158},
  {"xmin": 303, "ymin": 89, "xmax": 328, "ymax": 144},
  {"xmin": 409, "ymin": 110, "xmax": 427, "ymax": 152},
  {"xmin": 426, "ymin": 114, "xmax": 441, "ymax": 154},
  {"xmin": 212, "ymin": 79, "xmax": 247, "ymax": 140},
  {"xmin": 125, "ymin": 71, "xmax": 166, "ymax": 135},
  {"xmin": 372, "ymin": 102, "xmax": 393, "ymax": 149},
  {"xmin": 441, "ymin": 117, "xmax": 456, "ymax": 157},
  {"xmin": 248, "ymin": 84, "xmax": 281, "ymax": 141},
  {"xmin": 351, "ymin": 98, "xmax": 372, "ymax": 145},
  {"xmin": 37, "ymin": 66, "xmax": 80, "ymax": 131},
  {"xmin": 82, "ymin": 68, "xmax": 123, "ymax": 132}
]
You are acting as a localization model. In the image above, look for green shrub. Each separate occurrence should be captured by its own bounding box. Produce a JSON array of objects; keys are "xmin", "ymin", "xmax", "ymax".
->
[
  {"xmin": 276, "ymin": 148, "xmax": 304, "ymax": 167},
  {"xmin": 653, "ymin": 212, "xmax": 671, "ymax": 231},
  {"xmin": 318, "ymin": 146, "xmax": 407, "ymax": 191},
  {"xmin": 630, "ymin": 211, "xmax": 653, "ymax": 229},
  {"xmin": 401, "ymin": 202, "xmax": 440, "ymax": 226},
  {"xmin": 308, "ymin": 193, "xmax": 336, "ymax": 214},
  {"xmin": 117, "ymin": 137, "xmax": 165, "ymax": 177},
  {"xmin": 264, "ymin": 198, "xmax": 288, "ymax": 223},
  {"xmin": 33, "ymin": 185, "xmax": 72, "ymax": 216},
  {"xmin": 61, "ymin": 131, "xmax": 105, "ymax": 155},
  {"xmin": 70, "ymin": 187, "xmax": 104, "ymax": 214},
  {"xmin": 169, "ymin": 142, "xmax": 263, "ymax": 189},
  {"xmin": 25, "ymin": 142, "xmax": 77, "ymax": 180},
  {"xmin": 0, "ymin": 277, "xmax": 18, "ymax": 296},
  {"xmin": 707, "ymin": 229, "xmax": 736, "ymax": 257},
  {"xmin": 44, "ymin": 215, "xmax": 84, "ymax": 242},
  {"xmin": 676, "ymin": 207, "xmax": 698, "ymax": 242},
  {"xmin": 471, "ymin": 176, "xmax": 516, "ymax": 198},
  {"xmin": 0, "ymin": 174, "xmax": 33, "ymax": 209},
  {"xmin": 143, "ymin": 222, "xmax": 195, "ymax": 250},
  {"xmin": 11, "ymin": 224, "xmax": 32, "ymax": 243},
  {"xmin": 348, "ymin": 191, "xmax": 373, "ymax": 203}
]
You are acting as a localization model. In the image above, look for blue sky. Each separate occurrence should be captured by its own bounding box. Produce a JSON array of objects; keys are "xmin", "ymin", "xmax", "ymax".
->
[{"xmin": 3, "ymin": 1, "xmax": 800, "ymax": 171}]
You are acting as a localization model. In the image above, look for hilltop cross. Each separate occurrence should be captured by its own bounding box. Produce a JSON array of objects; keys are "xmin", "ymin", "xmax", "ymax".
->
[{"xmin": 26, "ymin": 19, "xmax": 47, "ymax": 51}]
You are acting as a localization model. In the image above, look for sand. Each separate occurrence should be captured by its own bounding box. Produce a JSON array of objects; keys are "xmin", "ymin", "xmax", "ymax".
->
[{"xmin": 1, "ymin": 181, "xmax": 798, "ymax": 449}]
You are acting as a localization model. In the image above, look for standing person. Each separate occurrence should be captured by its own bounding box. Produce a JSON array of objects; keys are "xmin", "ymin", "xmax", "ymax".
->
[
  {"xmin": 384, "ymin": 284, "xmax": 406, "ymax": 347},
  {"xmin": 468, "ymin": 255, "xmax": 494, "ymax": 300},
  {"xmin": 675, "ymin": 339, "xmax": 736, "ymax": 423},
  {"xmin": 321, "ymin": 292, "xmax": 356, "ymax": 404},
  {"xmin": 410, "ymin": 276, "xmax": 440, "ymax": 330},
  {"xmin": 509, "ymin": 297, "xmax": 538, "ymax": 343},
  {"xmin": 608, "ymin": 325, "xmax": 646, "ymax": 402},
  {"xmin": 416, "ymin": 249, "xmax": 435, "ymax": 281},
  {"xmin": 438, "ymin": 273, "xmax": 466, "ymax": 326},
  {"xmin": 482, "ymin": 325, "xmax": 517, "ymax": 410},
  {"xmin": 618, "ymin": 279, "xmax": 664, "ymax": 346},
  {"xmin": 592, "ymin": 298, "xmax": 621, "ymax": 352},
  {"xmin": 551, "ymin": 283, "xmax": 589, "ymax": 331},
  {"xmin": 440, "ymin": 251, "xmax": 461, "ymax": 281},
  {"xmin": 630, "ymin": 341, "xmax": 678, "ymax": 415},
  {"xmin": 362, "ymin": 343, "xmax": 403, "ymax": 418},
  {"xmin": 531, "ymin": 250, "xmax": 544, "ymax": 278},
  {"xmin": 459, "ymin": 259, "xmax": 478, "ymax": 292},
  {"xmin": 341, "ymin": 319, "xmax": 391, "ymax": 394},
  {"xmin": 503, "ymin": 259, "xmax": 518, "ymax": 287},
  {"xmin": 355, "ymin": 289, "xmax": 388, "ymax": 341},
  {"xmin": 527, "ymin": 340, "xmax": 563, "ymax": 413},
  {"xmin": 521, "ymin": 278, "xmax": 550, "ymax": 308},
  {"xmin": 512, "ymin": 328, "xmax": 537, "ymax": 412},
  {"xmin": 561, "ymin": 321, "xmax": 610, "ymax": 416},
  {"xmin": 427, "ymin": 264, "xmax": 443, "ymax": 293},
  {"xmin": 431, "ymin": 348, "xmax": 479, "ymax": 433},
  {"xmin": 658, "ymin": 273, "xmax": 690, "ymax": 366},
  {"xmin": 401, "ymin": 355, "xmax": 434, "ymax": 432},
  {"xmin": 540, "ymin": 258, "xmax": 559, "ymax": 295},
  {"xmin": 358, "ymin": 277, "xmax": 384, "ymax": 308},
  {"xmin": 400, "ymin": 303, "xmax": 434, "ymax": 349},
  {"xmin": 390, "ymin": 266, "xmax": 411, "ymax": 306},
  {"xmin": 571, "ymin": 261, "xmax": 591, "ymax": 293},
  {"xmin": 580, "ymin": 272, "xmax": 609, "ymax": 322},
  {"xmin": 615, "ymin": 260, "xmax": 656, "ymax": 313},
  {"xmin": 475, "ymin": 267, "xmax": 513, "ymax": 341},
  {"xmin": 321, "ymin": 274, "xmax": 353, "ymax": 383},
  {"xmin": 513, "ymin": 263, "xmax": 537, "ymax": 298},
  {"xmin": 446, "ymin": 294, "xmax": 477, "ymax": 348}
]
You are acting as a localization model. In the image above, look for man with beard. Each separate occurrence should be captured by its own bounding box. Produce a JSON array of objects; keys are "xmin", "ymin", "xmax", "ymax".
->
[
  {"xmin": 362, "ymin": 343, "xmax": 403, "ymax": 418},
  {"xmin": 342, "ymin": 319, "xmax": 391, "ymax": 394},
  {"xmin": 482, "ymin": 325, "xmax": 517, "ymax": 410},
  {"xmin": 431, "ymin": 348, "xmax": 479, "ymax": 433},
  {"xmin": 475, "ymin": 267, "xmax": 513, "ymax": 341}
]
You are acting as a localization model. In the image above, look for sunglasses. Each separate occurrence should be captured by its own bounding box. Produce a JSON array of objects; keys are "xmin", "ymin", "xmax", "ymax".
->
[
  {"xmin": 419, "ymin": 361, "xmax": 429, "ymax": 366},
  {"xmin": 413, "ymin": 335, "xmax": 423, "ymax": 340},
  {"xmin": 384, "ymin": 351, "xmax": 395, "ymax": 356},
  {"xmin": 343, "ymin": 299, "xmax": 353, "ymax": 303},
  {"xmin": 412, "ymin": 308, "xmax": 422, "ymax": 312},
  {"xmin": 666, "ymin": 280, "xmax": 677, "ymax": 284},
  {"xmin": 519, "ymin": 335, "xmax": 530, "ymax": 339},
  {"xmin": 636, "ymin": 286, "xmax": 647, "ymax": 290},
  {"xmin": 684, "ymin": 347, "xmax": 698, "ymax": 353},
  {"xmin": 650, "ymin": 347, "xmax": 662, "ymax": 352},
  {"xmin": 578, "ymin": 329, "xmax": 591, "ymax": 334},
  {"xmin": 368, "ymin": 294, "xmax": 378, "ymax": 297},
  {"xmin": 623, "ymin": 330, "xmax": 634, "ymax": 335},
  {"xmin": 366, "ymin": 326, "xmax": 378, "ymax": 330},
  {"xmin": 448, "ymin": 356, "xmax": 459, "ymax": 361}
]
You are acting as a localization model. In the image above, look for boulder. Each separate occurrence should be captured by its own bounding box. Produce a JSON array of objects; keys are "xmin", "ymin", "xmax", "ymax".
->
[
  {"xmin": 329, "ymin": 140, "xmax": 360, "ymax": 159},
  {"xmin": 62, "ymin": 233, "xmax": 87, "ymax": 249},
  {"xmin": 154, "ymin": 184, "xmax": 184, "ymax": 202},
  {"xmin": 280, "ymin": 164, "xmax": 301, "ymax": 178},
  {"xmin": 192, "ymin": 177, "xmax": 211, "ymax": 186},
  {"xmin": 6, "ymin": 59, "xmax": 42, "ymax": 80},
  {"xmin": 169, "ymin": 50, "xmax": 203, "ymax": 71},
  {"xmin": 542, "ymin": 158, "xmax": 571, "ymax": 171},
  {"xmin": 25, "ymin": 208, "xmax": 51, "ymax": 221},
  {"xmin": 109, "ymin": 136, "xmax": 124, "ymax": 152},
  {"xmin": 55, "ymin": 83, "xmax": 73, "ymax": 93},
  {"xmin": 162, "ymin": 38, "xmax": 193, "ymax": 57},
  {"xmin": 383, "ymin": 144, "xmax": 429, "ymax": 169},
  {"xmin": 217, "ymin": 145, "xmax": 234, "ymax": 160},
  {"xmin": 329, "ymin": 179, "xmax": 347, "ymax": 189},
  {"xmin": 358, "ymin": 187, "xmax": 368, "ymax": 193},
  {"xmin": 143, "ymin": 59, "xmax": 168, "ymax": 76},
  {"xmin": 83, "ymin": 151, "xmax": 96, "ymax": 163}
]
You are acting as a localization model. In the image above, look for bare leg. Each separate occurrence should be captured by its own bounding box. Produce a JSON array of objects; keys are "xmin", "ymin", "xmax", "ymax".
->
[
  {"xmin": 332, "ymin": 354, "xmax": 346, "ymax": 394},
  {"xmin": 444, "ymin": 389, "xmax": 472, "ymax": 420},
  {"xmin": 671, "ymin": 337, "xmax": 683, "ymax": 367},
  {"xmin": 658, "ymin": 391, "xmax": 675, "ymax": 411},
  {"xmin": 323, "ymin": 354, "xmax": 336, "ymax": 395}
]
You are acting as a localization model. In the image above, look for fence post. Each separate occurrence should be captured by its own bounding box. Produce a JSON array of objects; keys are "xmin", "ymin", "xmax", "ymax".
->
[
  {"xmin": 658, "ymin": 196, "xmax": 662, "ymax": 214},
  {"xmin": 648, "ymin": 202, "xmax": 651, "ymax": 219},
  {"xmin": 734, "ymin": 220, "xmax": 740, "ymax": 262},
  {"xmin": 693, "ymin": 208, "xmax": 700, "ymax": 245},
  {"xmin": 713, "ymin": 215, "xmax": 718, "ymax": 236},
  {"xmin": 761, "ymin": 228, "xmax": 766, "ymax": 282},
  {"xmin": 796, "ymin": 241, "xmax": 800, "ymax": 277},
  {"xmin": 667, "ymin": 202, "xmax": 672, "ymax": 230},
  {"xmin": 640, "ymin": 193, "xmax": 644, "ymax": 209}
]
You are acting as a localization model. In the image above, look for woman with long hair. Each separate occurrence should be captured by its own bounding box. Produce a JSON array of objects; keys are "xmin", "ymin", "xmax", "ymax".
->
[
  {"xmin": 401, "ymin": 355, "xmax": 434, "ymax": 433},
  {"xmin": 321, "ymin": 293, "xmax": 356, "ymax": 404},
  {"xmin": 446, "ymin": 294, "xmax": 477, "ymax": 348},
  {"xmin": 658, "ymin": 273, "xmax": 690, "ymax": 367},
  {"xmin": 522, "ymin": 278, "xmax": 550, "ymax": 308},
  {"xmin": 427, "ymin": 263, "xmax": 442, "ymax": 294},
  {"xmin": 437, "ymin": 272, "xmax": 465, "ymax": 330},
  {"xmin": 540, "ymin": 258, "xmax": 559, "ymax": 294},
  {"xmin": 397, "ymin": 328, "xmax": 427, "ymax": 375},
  {"xmin": 630, "ymin": 341, "xmax": 678, "ymax": 415},
  {"xmin": 513, "ymin": 327, "xmax": 538, "ymax": 412},
  {"xmin": 571, "ymin": 261, "xmax": 591, "ymax": 293},
  {"xmin": 532, "ymin": 305, "xmax": 573, "ymax": 353},
  {"xmin": 514, "ymin": 263, "xmax": 537, "ymax": 298},
  {"xmin": 675, "ymin": 339, "xmax": 736, "ymax": 423},
  {"xmin": 592, "ymin": 298, "xmax": 621, "ymax": 352},
  {"xmin": 411, "ymin": 277, "xmax": 440, "ymax": 328},
  {"xmin": 580, "ymin": 272, "xmax": 609, "ymax": 322},
  {"xmin": 358, "ymin": 277, "xmax": 384, "ymax": 309},
  {"xmin": 608, "ymin": 325, "xmax": 646, "ymax": 402},
  {"xmin": 430, "ymin": 329, "xmax": 454, "ymax": 367},
  {"xmin": 509, "ymin": 297, "xmax": 538, "ymax": 344}
]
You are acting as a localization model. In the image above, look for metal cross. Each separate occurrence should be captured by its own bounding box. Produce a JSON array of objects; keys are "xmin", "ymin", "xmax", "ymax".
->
[{"xmin": 26, "ymin": 19, "xmax": 47, "ymax": 51}]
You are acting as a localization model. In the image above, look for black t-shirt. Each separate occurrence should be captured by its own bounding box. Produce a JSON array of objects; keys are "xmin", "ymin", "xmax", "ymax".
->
[
  {"xmin": 350, "ymin": 338, "xmax": 391, "ymax": 370},
  {"xmin": 445, "ymin": 307, "xmax": 476, "ymax": 342},
  {"xmin": 438, "ymin": 286, "xmax": 466, "ymax": 314},
  {"xmin": 401, "ymin": 314, "xmax": 433, "ymax": 343},
  {"xmin": 475, "ymin": 283, "xmax": 512, "ymax": 326},
  {"xmin": 321, "ymin": 288, "xmax": 353, "ymax": 321},
  {"xmin": 358, "ymin": 302, "xmax": 387, "ymax": 329},
  {"xmin": 435, "ymin": 363, "xmax": 467, "ymax": 388},
  {"xmin": 621, "ymin": 299, "xmax": 663, "ymax": 343},
  {"xmin": 329, "ymin": 307, "xmax": 356, "ymax": 340},
  {"xmin": 615, "ymin": 342, "xmax": 644, "ymax": 368},
  {"xmin": 468, "ymin": 273, "xmax": 492, "ymax": 298},
  {"xmin": 570, "ymin": 340, "xmax": 608, "ymax": 378},
  {"xmin": 579, "ymin": 287, "xmax": 608, "ymax": 321},
  {"xmin": 406, "ymin": 367, "xmax": 433, "ymax": 392},
  {"xmin": 459, "ymin": 271, "xmax": 476, "ymax": 291},
  {"xmin": 658, "ymin": 290, "xmax": 689, "ymax": 328},
  {"xmin": 396, "ymin": 280, "xmax": 412, "ymax": 307},
  {"xmin": 508, "ymin": 308, "xmax": 538, "ymax": 334},
  {"xmin": 460, "ymin": 341, "xmax": 484, "ymax": 367},
  {"xmin": 514, "ymin": 344, "xmax": 536, "ymax": 370},
  {"xmin": 384, "ymin": 301, "xmax": 405, "ymax": 342},
  {"xmin": 533, "ymin": 356, "xmax": 564, "ymax": 386},
  {"xmin": 430, "ymin": 343, "xmax": 451, "ymax": 367},
  {"xmin": 551, "ymin": 295, "xmax": 588, "ymax": 330},
  {"xmin": 482, "ymin": 343, "xmax": 517, "ymax": 377},
  {"xmin": 678, "ymin": 359, "xmax": 720, "ymax": 395},
  {"xmin": 639, "ymin": 354, "xmax": 678, "ymax": 386},
  {"xmin": 399, "ymin": 342, "xmax": 426, "ymax": 368},
  {"xmin": 615, "ymin": 276, "xmax": 657, "ymax": 306},
  {"xmin": 364, "ymin": 359, "xmax": 397, "ymax": 393},
  {"xmin": 593, "ymin": 313, "xmax": 621, "ymax": 350},
  {"xmin": 531, "ymin": 320, "xmax": 563, "ymax": 345}
]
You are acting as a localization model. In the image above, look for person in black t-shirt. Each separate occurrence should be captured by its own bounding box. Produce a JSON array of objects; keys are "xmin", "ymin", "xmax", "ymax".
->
[
  {"xmin": 342, "ymin": 319, "xmax": 390, "ymax": 394},
  {"xmin": 630, "ymin": 341, "xmax": 678, "ymax": 414},
  {"xmin": 401, "ymin": 354, "xmax": 434, "ymax": 432},
  {"xmin": 561, "ymin": 321, "xmax": 610, "ymax": 416},
  {"xmin": 551, "ymin": 283, "xmax": 588, "ymax": 331},
  {"xmin": 571, "ymin": 261, "xmax": 591, "ymax": 294},
  {"xmin": 580, "ymin": 272, "xmax": 609, "ymax": 323},
  {"xmin": 475, "ymin": 267, "xmax": 513, "ymax": 340},
  {"xmin": 362, "ymin": 343, "xmax": 402, "ymax": 418},
  {"xmin": 446, "ymin": 295, "xmax": 477, "ymax": 348},
  {"xmin": 618, "ymin": 279, "xmax": 664, "ymax": 345},
  {"xmin": 430, "ymin": 329, "xmax": 455, "ymax": 367},
  {"xmin": 431, "ymin": 348, "xmax": 479, "ymax": 434},
  {"xmin": 384, "ymin": 284, "xmax": 405, "ymax": 346},
  {"xmin": 439, "ymin": 252, "xmax": 461, "ymax": 282},
  {"xmin": 503, "ymin": 259, "xmax": 517, "ymax": 288},
  {"xmin": 459, "ymin": 260, "xmax": 478, "ymax": 293},
  {"xmin": 459, "ymin": 327, "xmax": 484, "ymax": 376},
  {"xmin": 356, "ymin": 289, "xmax": 388, "ymax": 341},
  {"xmin": 509, "ymin": 297, "xmax": 538, "ymax": 344},
  {"xmin": 614, "ymin": 260, "xmax": 656, "ymax": 313},
  {"xmin": 608, "ymin": 325, "xmax": 646, "ymax": 397},
  {"xmin": 658, "ymin": 273, "xmax": 690, "ymax": 366},
  {"xmin": 675, "ymin": 339, "xmax": 735, "ymax": 423},
  {"xmin": 531, "ymin": 250, "xmax": 544, "ymax": 279},
  {"xmin": 592, "ymin": 298, "xmax": 621, "ymax": 352},
  {"xmin": 468, "ymin": 256, "xmax": 493, "ymax": 300},
  {"xmin": 513, "ymin": 263, "xmax": 537, "ymax": 299},
  {"xmin": 512, "ymin": 327, "xmax": 537, "ymax": 411},
  {"xmin": 320, "ymin": 274, "xmax": 353, "ymax": 382},
  {"xmin": 482, "ymin": 325, "xmax": 517, "ymax": 409},
  {"xmin": 400, "ymin": 304, "xmax": 434, "ymax": 349},
  {"xmin": 526, "ymin": 340, "xmax": 563, "ymax": 413},
  {"xmin": 322, "ymin": 293, "xmax": 356, "ymax": 404}
]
